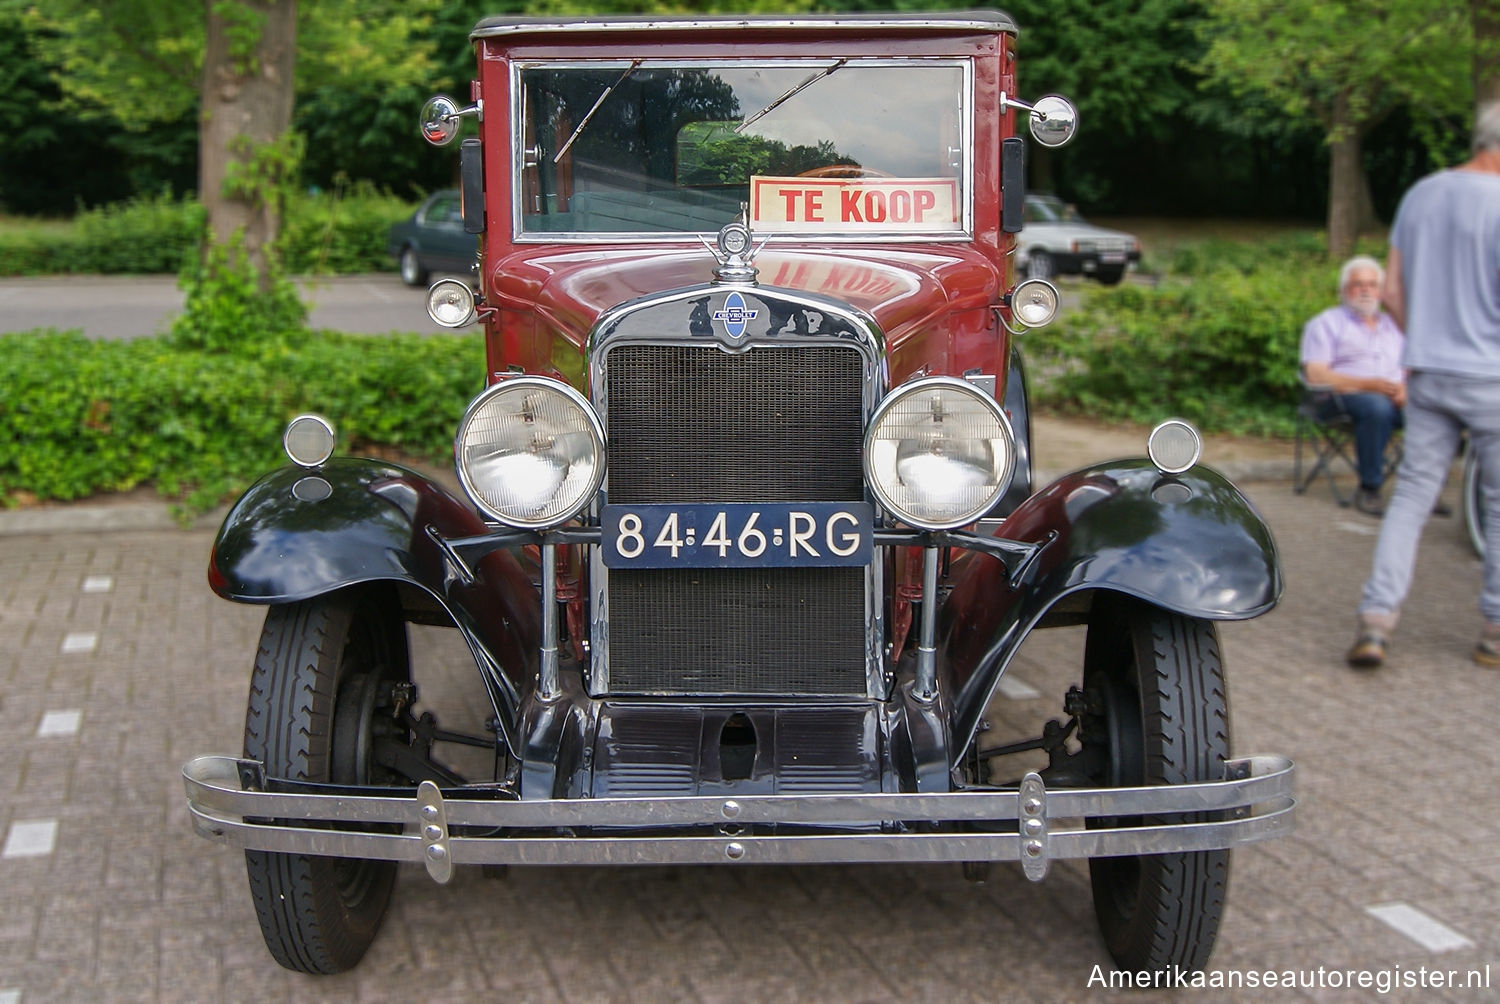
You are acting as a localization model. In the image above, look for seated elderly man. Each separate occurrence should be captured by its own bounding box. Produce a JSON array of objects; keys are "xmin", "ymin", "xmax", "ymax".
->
[{"xmin": 1300, "ymin": 255, "xmax": 1406, "ymax": 515}]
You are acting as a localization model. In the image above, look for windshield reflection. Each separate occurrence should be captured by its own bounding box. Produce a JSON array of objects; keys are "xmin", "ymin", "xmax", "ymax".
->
[{"xmin": 518, "ymin": 61, "xmax": 967, "ymax": 236}]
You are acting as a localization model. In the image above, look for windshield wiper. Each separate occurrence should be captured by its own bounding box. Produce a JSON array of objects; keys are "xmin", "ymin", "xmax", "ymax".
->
[
  {"xmin": 734, "ymin": 59, "xmax": 848, "ymax": 134},
  {"xmin": 553, "ymin": 59, "xmax": 643, "ymax": 164}
]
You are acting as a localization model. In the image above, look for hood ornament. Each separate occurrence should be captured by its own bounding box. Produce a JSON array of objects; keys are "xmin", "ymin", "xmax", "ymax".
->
[{"xmin": 705, "ymin": 209, "xmax": 767, "ymax": 284}]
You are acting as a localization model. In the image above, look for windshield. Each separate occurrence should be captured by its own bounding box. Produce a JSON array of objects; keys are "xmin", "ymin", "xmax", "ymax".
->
[
  {"xmin": 1024, "ymin": 196, "xmax": 1082, "ymax": 224},
  {"xmin": 516, "ymin": 60, "xmax": 969, "ymax": 239}
]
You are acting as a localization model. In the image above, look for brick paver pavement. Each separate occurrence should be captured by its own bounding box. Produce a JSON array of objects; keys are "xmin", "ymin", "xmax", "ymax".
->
[{"xmin": 1, "ymin": 478, "xmax": 1496, "ymax": 1002}]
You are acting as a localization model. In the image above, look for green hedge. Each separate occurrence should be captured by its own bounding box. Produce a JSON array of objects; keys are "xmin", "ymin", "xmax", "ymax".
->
[
  {"xmin": 1025, "ymin": 235, "xmax": 1383, "ymax": 437},
  {"xmin": 0, "ymin": 185, "xmax": 415, "ymax": 277},
  {"xmin": 0, "ymin": 328, "xmax": 483, "ymax": 512}
]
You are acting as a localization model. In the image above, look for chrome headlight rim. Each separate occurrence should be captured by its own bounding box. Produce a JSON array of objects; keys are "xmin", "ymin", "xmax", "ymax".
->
[
  {"xmin": 283, "ymin": 413, "xmax": 336, "ymax": 469},
  {"xmin": 1009, "ymin": 278, "xmax": 1060, "ymax": 328},
  {"xmin": 426, "ymin": 277, "xmax": 477, "ymax": 328},
  {"xmin": 863, "ymin": 375, "xmax": 1017, "ymax": 531},
  {"xmin": 1147, "ymin": 418, "xmax": 1202, "ymax": 475},
  {"xmin": 454, "ymin": 376, "xmax": 606, "ymax": 529}
]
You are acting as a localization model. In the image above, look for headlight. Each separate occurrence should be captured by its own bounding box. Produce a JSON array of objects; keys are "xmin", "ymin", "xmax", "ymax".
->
[
  {"xmin": 283, "ymin": 414, "xmax": 335, "ymax": 468},
  {"xmin": 1009, "ymin": 278, "xmax": 1060, "ymax": 328},
  {"xmin": 455, "ymin": 377, "xmax": 605, "ymax": 528},
  {"xmin": 427, "ymin": 278, "xmax": 476, "ymax": 328},
  {"xmin": 1147, "ymin": 418, "xmax": 1201, "ymax": 475},
  {"xmin": 863, "ymin": 377, "xmax": 1016, "ymax": 529}
]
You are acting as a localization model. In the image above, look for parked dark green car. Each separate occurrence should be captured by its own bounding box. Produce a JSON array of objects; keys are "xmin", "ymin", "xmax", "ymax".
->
[{"xmin": 387, "ymin": 189, "xmax": 477, "ymax": 285}]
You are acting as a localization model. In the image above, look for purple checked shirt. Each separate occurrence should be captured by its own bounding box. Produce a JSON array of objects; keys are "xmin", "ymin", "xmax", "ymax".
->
[{"xmin": 1299, "ymin": 305, "xmax": 1405, "ymax": 382}]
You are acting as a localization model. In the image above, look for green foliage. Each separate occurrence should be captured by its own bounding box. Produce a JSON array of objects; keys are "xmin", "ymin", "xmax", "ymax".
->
[
  {"xmin": 0, "ymin": 188, "xmax": 415, "ymax": 276},
  {"xmin": 76, "ymin": 192, "xmax": 207, "ymax": 272},
  {"xmin": 677, "ymin": 126, "xmax": 849, "ymax": 185},
  {"xmin": 1196, "ymin": 0, "xmax": 1473, "ymax": 127},
  {"xmin": 210, "ymin": 0, "xmax": 268, "ymax": 74},
  {"xmin": 169, "ymin": 236, "xmax": 306, "ymax": 353},
  {"xmin": 1024, "ymin": 237, "xmax": 1380, "ymax": 436},
  {"xmin": 223, "ymin": 132, "xmax": 306, "ymax": 209},
  {"xmin": 30, "ymin": 0, "xmax": 442, "ymax": 129},
  {"xmin": 279, "ymin": 182, "xmax": 414, "ymax": 274},
  {"xmin": 0, "ymin": 328, "xmax": 482, "ymax": 513},
  {"xmin": 0, "ymin": 193, "xmax": 205, "ymax": 275}
]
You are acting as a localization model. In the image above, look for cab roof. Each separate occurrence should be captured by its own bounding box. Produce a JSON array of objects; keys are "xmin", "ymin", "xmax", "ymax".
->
[{"xmin": 471, "ymin": 10, "xmax": 1017, "ymax": 41}]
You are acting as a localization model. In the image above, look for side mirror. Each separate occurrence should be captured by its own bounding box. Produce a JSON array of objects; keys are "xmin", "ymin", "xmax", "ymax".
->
[
  {"xmin": 421, "ymin": 94, "xmax": 481, "ymax": 147},
  {"xmin": 999, "ymin": 93, "xmax": 1079, "ymax": 148}
]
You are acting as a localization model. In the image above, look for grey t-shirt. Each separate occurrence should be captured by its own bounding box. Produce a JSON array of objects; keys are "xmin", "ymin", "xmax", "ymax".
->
[{"xmin": 1390, "ymin": 168, "xmax": 1500, "ymax": 378}]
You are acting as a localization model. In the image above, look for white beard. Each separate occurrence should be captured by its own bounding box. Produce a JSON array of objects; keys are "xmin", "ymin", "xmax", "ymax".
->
[{"xmin": 1348, "ymin": 295, "xmax": 1380, "ymax": 319}]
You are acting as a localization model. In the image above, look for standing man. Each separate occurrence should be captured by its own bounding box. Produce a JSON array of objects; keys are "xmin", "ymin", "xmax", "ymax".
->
[
  {"xmin": 1348, "ymin": 101, "xmax": 1500, "ymax": 670},
  {"xmin": 1300, "ymin": 256, "xmax": 1406, "ymax": 515}
]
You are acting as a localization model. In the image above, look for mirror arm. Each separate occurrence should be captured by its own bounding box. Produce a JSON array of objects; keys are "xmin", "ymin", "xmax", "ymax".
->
[{"xmin": 999, "ymin": 92, "xmax": 1038, "ymax": 116}]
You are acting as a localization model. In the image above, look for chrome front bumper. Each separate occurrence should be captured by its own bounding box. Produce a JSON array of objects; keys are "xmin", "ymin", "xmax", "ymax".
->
[{"xmin": 183, "ymin": 753, "xmax": 1294, "ymax": 885}]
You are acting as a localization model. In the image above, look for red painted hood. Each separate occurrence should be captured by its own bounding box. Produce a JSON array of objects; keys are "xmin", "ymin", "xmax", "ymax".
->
[{"xmin": 490, "ymin": 244, "xmax": 1002, "ymax": 352}]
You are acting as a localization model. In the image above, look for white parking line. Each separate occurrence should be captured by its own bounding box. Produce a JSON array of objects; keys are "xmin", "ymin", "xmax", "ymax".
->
[
  {"xmin": 81, "ymin": 575, "xmax": 113, "ymax": 593},
  {"xmin": 2, "ymin": 819, "xmax": 58, "ymax": 859},
  {"xmin": 1336, "ymin": 520, "xmax": 1380, "ymax": 536},
  {"xmin": 0, "ymin": 988, "xmax": 21, "ymax": 1004},
  {"xmin": 37, "ymin": 710, "xmax": 81, "ymax": 738},
  {"xmin": 996, "ymin": 675, "xmax": 1042, "ymax": 700},
  {"xmin": 59, "ymin": 632, "xmax": 97, "ymax": 654},
  {"xmin": 1366, "ymin": 902, "xmax": 1474, "ymax": 952}
]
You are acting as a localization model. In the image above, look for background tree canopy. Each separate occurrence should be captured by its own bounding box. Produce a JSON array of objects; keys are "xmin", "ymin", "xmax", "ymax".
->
[{"xmin": 0, "ymin": 0, "xmax": 1490, "ymax": 250}]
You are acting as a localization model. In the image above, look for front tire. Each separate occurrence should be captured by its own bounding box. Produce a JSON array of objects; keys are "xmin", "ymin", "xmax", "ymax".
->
[
  {"xmin": 399, "ymin": 246, "xmax": 428, "ymax": 286},
  {"xmin": 1096, "ymin": 264, "xmax": 1126, "ymax": 285},
  {"xmin": 1083, "ymin": 597, "xmax": 1230, "ymax": 973},
  {"xmin": 243, "ymin": 588, "xmax": 411, "ymax": 974}
]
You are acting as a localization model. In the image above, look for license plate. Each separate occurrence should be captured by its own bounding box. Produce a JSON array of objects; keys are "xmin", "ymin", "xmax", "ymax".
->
[
  {"xmin": 1100, "ymin": 252, "xmax": 1126, "ymax": 263},
  {"xmin": 601, "ymin": 502, "xmax": 873, "ymax": 568}
]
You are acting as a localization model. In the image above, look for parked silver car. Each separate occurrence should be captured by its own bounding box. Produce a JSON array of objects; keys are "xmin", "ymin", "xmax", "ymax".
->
[{"xmin": 1016, "ymin": 194, "xmax": 1140, "ymax": 285}]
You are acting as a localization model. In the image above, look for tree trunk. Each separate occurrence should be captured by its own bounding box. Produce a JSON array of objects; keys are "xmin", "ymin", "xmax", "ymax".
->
[
  {"xmin": 1354, "ymin": 162, "xmax": 1379, "ymax": 234},
  {"xmin": 198, "ymin": 0, "xmax": 298, "ymax": 286},
  {"xmin": 1477, "ymin": 0, "xmax": 1500, "ymax": 112},
  {"xmin": 1326, "ymin": 90, "xmax": 1367, "ymax": 260}
]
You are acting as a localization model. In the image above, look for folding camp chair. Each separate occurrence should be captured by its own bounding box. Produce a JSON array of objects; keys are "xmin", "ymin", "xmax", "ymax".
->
[{"xmin": 1293, "ymin": 379, "xmax": 1400, "ymax": 506}]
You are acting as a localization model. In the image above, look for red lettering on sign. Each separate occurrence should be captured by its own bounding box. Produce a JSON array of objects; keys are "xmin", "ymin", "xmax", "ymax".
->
[
  {"xmin": 915, "ymin": 190, "xmax": 936, "ymax": 219},
  {"xmin": 805, "ymin": 190, "xmax": 824, "ymax": 222},
  {"xmin": 840, "ymin": 189, "xmax": 864, "ymax": 223},
  {"xmin": 782, "ymin": 190, "xmax": 803, "ymax": 220},
  {"xmin": 864, "ymin": 191, "xmax": 887, "ymax": 223},
  {"xmin": 890, "ymin": 191, "xmax": 911, "ymax": 222}
]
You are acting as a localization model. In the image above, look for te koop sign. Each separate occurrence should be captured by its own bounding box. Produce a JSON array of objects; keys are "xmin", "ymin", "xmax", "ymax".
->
[{"xmin": 751, "ymin": 177, "xmax": 961, "ymax": 233}]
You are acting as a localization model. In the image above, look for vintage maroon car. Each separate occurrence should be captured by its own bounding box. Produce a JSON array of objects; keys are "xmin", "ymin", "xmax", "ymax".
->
[{"xmin": 183, "ymin": 11, "xmax": 1294, "ymax": 977}]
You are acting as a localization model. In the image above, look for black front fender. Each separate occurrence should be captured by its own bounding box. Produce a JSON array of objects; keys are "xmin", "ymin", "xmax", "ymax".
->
[
  {"xmin": 940, "ymin": 459, "xmax": 1282, "ymax": 754},
  {"xmin": 209, "ymin": 459, "xmax": 541, "ymax": 709}
]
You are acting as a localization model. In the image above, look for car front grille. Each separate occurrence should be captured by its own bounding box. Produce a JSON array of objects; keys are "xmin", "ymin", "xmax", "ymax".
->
[
  {"xmin": 605, "ymin": 344, "xmax": 865, "ymax": 504},
  {"xmin": 602, "ymin": 343, "xmax": 868, "ymax": 695}
]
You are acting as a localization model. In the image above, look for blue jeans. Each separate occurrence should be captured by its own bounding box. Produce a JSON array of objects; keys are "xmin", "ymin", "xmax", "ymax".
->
[
  {"xmin": 1360, "ymin": 371, "xmax": 1500, "ymax": 626},
  {"xmin": 1319, "ymin": 392, "xmax": 1402, "ymax": 490}
]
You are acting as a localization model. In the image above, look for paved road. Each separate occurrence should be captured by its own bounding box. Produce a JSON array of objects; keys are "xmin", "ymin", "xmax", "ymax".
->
[
  {"xmin": 1, "ymin": 476, "xmax": 1496, "ymax": 1001},
  {"xmin": 0, "ymin": 272, "xmax": 1092, "ymax": 343},
  {"xmin": 0, "ymin": 274, "xmax": 469, "ymax": 340}
]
